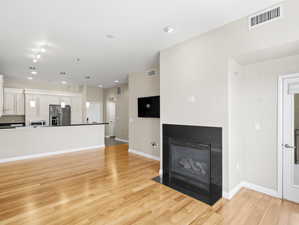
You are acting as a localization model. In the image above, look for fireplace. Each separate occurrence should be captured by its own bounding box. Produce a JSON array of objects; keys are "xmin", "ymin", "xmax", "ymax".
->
[{"xmin": 153, "ymin": 124, "xmax": 222, "ymax": 205}]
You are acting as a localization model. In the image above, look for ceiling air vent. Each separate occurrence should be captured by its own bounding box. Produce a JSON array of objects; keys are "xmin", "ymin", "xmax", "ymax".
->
[{"xmin": 249, "ymin": 5, "xmax": 282, "ymax": 29}]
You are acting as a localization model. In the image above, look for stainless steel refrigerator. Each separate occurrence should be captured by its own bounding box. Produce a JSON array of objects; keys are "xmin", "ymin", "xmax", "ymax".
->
[{"xmin": 49, "ymin": 105, "xmax": 71, "ymax": 126}]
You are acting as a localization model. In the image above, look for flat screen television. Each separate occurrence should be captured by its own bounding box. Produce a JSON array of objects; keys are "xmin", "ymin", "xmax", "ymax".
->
[{"xmin": 138, "ymin": 96, "xmax": 160, "ymax": 118}]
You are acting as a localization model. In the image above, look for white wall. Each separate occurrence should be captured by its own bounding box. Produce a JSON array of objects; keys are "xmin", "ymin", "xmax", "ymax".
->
[
  {"xmin": 103, "ymin": 84, "xmax": 129, "ymax": 140},
  {"xmin": 4, "ymin": 77, "xmax": 82, "ymax": 93},
  {"xmin": 294, "ymin": 95, "xmax": 299, "ymax": 129},
  {"xmin": 228, "ymin": 59, "xmax": 245, "ymax": 190},
  {"xmin": 129, "ymin": 72, "xmax": 160, "ymax": 158},
  {"xmin": 230, "ymin": 54, "xmax": 299, "ymax": 190},
  {"xmin": 160, "ymin": 0, "xmax": 299, "ymax": 193},
  {"xmin": 86, "ymin": 86, "xmax": 104, "ymax": 122}
]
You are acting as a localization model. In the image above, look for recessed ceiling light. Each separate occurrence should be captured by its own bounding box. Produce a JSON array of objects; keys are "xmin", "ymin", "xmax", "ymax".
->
[
  {"xmin": 27, "ymin": 76, "xmax": 33, "ymax": 80},
  {"xmin": 33, "ymin": 59, "xmax": 37, "ymax": 63},
  {"xmin": 40, "ymin": 48, "xmax": 46, "ymax": 53},
  {"xmin": 114, "ymin": 80, "xmax": 119, "ymax": 83},
  {"xmin": 106, "ymin": 34, "xmax": 115, "ymax": 39},
  {"xmin": 98, "ymin": 84, "xmax": 103, "ymax": 88},
  {"xmin": 31, "ymin": 71, "xmax": 37, "ymax": 75},
  {"xmin": 163, "ymin": 26, "xmax": 175, "ymax": 33},
  {"xmin": 36, "ymin": 54, "xmax": 41, "ymax": 59},
  {"xmin": 61, "ymin": 81, "xmax": 67, "ymax": 85}
]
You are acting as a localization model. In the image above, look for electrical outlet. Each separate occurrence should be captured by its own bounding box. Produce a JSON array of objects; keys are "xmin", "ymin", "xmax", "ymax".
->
[{"xmin": 151, "ymin": 142, "xmax": 159, "ymax": 150}]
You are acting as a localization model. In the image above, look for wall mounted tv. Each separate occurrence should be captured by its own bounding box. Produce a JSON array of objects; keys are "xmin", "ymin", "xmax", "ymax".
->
[{"xmin": 138, "ymin": 96, "xmax": 160, "ymax": 118}]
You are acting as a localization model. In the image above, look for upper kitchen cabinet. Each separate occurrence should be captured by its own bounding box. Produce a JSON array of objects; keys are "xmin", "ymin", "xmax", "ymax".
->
[
  {"xmin": 70, "ymin": 96, "xmax": 82, "ymax": 124},
  {"xmin": 3, "ymin": 88, "xmax": 25, "ymax": 115},
  {"xmin": 0, "ymin": 75, "xmax": 3, "ymax": 117}
]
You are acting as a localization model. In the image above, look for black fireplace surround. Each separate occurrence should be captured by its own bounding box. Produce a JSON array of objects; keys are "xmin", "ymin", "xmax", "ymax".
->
[{"xmin": 154, "ymin": 124, "xmax": 222, "ymax": 205}]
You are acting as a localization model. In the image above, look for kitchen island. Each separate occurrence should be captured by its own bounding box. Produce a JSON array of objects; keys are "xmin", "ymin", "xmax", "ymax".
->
[{"xmin": 0, "ymin": 123, "xmax": 107, "ymax": 163}]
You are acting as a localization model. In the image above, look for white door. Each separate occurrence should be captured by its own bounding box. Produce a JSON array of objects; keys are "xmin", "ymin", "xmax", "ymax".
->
[
  {"xmin": 107, "ymin": 101, "xmax": 116, "ymax": 137},
  {"xmin": 282, "ymin": 75, "xmax": 299, "ymax": 203}
]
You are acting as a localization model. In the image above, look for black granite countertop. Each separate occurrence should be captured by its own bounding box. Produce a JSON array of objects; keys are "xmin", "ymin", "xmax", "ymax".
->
[
  {"xmin": 0, "ymin": 126, "xmax": 16, "ymax": 129},
  {"xmin": 49, "ymin": 123, "xmax": 109, "ymax": 127},
  {"xmin": 0, "ymin": 123, "xmax": 109, "ymax": 130}
]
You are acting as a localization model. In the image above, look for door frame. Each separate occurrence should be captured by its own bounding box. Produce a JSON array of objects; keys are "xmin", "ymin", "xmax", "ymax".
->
[{"xmin": 278, "ymin": 73, "xmax": 299, "ymax": 200}]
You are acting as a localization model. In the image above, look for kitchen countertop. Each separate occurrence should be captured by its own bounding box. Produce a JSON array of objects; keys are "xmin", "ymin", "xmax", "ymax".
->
[
  {"xmin": 0, "ymin": 123, "xmax": 109, "ymax": 130},
  {"xmin": 0, "ymin": 126, "xmax": 16, "ymax": 129},
  {"xmin": 46, "ymin": 123, "xmax": 109, "ymax": 127}
]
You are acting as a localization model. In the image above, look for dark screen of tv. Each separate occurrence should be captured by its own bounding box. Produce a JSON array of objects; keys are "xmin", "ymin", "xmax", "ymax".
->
[{"xmin": 138, "ymin": 96, "xmax": 160, "ymax": 118}]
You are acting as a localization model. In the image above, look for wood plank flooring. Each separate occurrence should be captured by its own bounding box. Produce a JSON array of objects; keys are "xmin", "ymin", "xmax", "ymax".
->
[{"xmin": 0, "ymin": 144, "xmax": 298, "ymax": 225}]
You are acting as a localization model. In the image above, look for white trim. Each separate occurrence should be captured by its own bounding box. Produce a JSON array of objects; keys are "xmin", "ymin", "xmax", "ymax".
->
[
  {"xmin": 279, "ymin": 73, "xmax": 299, "ymax": 203},
  {"xmin": 277, "ymin": 75, "xmax": 285, "ymax": 199},
  {"xmin": 223, "ymin": 182, "xmax": 244, "ymax": 200},
  {"xmin": 24, "ymin": 88, "xmax": 82, "ymax": 97},
  {"xmin": 0, "ymin": 145, "xmax": 105, "ymax": 164},
  {"xmin": 243, "ymin": 182, "xmax": 280, "ymax": 198},
  {"xmin": 115, "ymin": 137, "xmax": 128, "ymax": 143},
  {"xmin": 223, "ymin": 181, "xmax": 280, "ymax": 200},
  {"xmin": 128, "ymin": 149, "xmax": 160, "ymax": 161},
  {"xmin": 277, "ymin": 73, "xmax": 299, "ymax": 200},
  {"xmin": 160, "ymin": 122, "xmax": 163, "ymax": 176},
  {"xmin": 159, "ymin": 169, "xmax": 163, "ymax": 176}
]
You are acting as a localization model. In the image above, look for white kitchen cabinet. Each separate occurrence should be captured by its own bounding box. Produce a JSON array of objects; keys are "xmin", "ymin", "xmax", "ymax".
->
[
  {"xmin": 3, "ymin": 88, "xmax": 25, "ymax": 115},
  {"xmin": 71, "ymin": 96, "xmax": 82, "ymax": 124},
  {"xmin": 16, "ymin": 93, "xmax": 25, "ymax": 115}
]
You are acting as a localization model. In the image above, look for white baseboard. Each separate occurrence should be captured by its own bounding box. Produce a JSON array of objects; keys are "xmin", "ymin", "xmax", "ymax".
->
[
  {"xmin": 223, "ymin": 181, "xmax": 280, "ymax": 200},
  {"xmin": 129, "ymin": 149, "xmax": 160, "ymax": 161},
  {"xmin": 115, "ymin": 137, "xmax": 128, "ymax": 143},
  {"xmin": 0, "ymin": 145, "xmax": 105, "ymax": 164},
  {"xmin": 223, "ymin": 182, "xmax": 244, "ymax": 200},
  {"xmin": 159, "ymin": 169, "xmax": 163, "ymax": 176},
  {"xmin": 242, "ymin": 181, "xmax": 281, "ymax": 198}
]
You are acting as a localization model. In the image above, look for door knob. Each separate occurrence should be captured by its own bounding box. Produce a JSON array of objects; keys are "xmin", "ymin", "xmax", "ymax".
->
[{"xmin": 284, "ymin": 144, "xmax": 296, "ymax": 149}]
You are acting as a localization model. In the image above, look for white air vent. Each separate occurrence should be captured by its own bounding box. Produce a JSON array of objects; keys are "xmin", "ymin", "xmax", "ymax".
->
[{"xmin": 249, "ymin": 5, "xmax": 282, "ymax": 29}]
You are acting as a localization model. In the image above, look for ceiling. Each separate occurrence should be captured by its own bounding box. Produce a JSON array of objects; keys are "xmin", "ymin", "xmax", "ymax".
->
[{"xmin": 0, "ymin": 0, "xmax": 281, "ymax": 87}]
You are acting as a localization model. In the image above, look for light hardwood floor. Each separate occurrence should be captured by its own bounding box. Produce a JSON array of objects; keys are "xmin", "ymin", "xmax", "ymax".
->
[{"xmin": 0, "ymin": 144, "xmax": 298, "ymax": 225}]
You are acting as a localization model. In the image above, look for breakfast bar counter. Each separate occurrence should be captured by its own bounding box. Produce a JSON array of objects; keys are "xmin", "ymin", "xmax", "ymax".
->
[{"xmin": 0, "ymin": 124, "xmax": 106, "ymax": 162}]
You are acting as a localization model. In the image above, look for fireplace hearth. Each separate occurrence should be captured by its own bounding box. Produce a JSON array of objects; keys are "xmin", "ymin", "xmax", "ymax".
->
[{"xmin": 153, "ymin": 124, "xmax": 222, "ymax": 205}]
